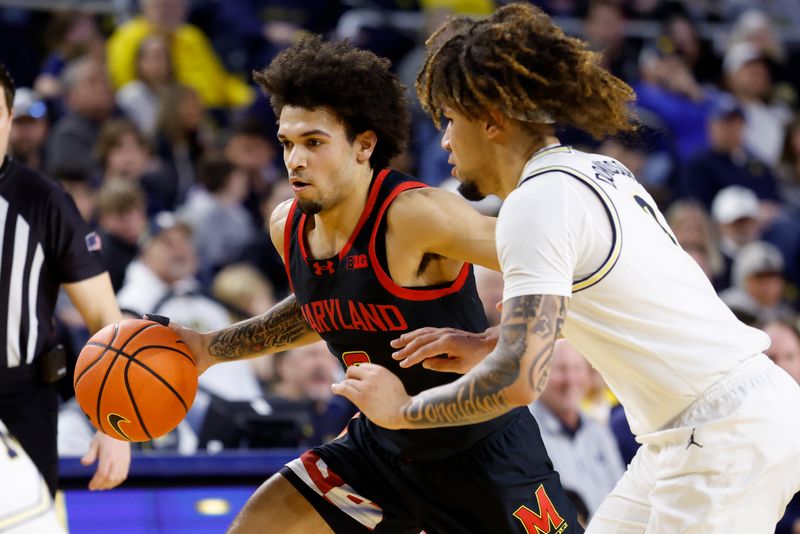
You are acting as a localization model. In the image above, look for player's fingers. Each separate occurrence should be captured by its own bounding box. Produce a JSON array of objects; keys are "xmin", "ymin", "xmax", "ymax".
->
[
  {"xmin": 390, "ymin": 327, "xmax": 439, "ymax": 349},
  {"xmin": 331, "ymin": 379, "xmax": 362, "ymax": 401},
  {"xmin": 344, "ymin": 363, "xmax": 380, "ymax": 379},
  {"xmin": 392, "ymin": 332, "xmax": 445, "ymax": 361},
  {"xmin": 495, "ymin": 300, "xmax": 503, "ymax": 313},
  {"xmin": 89, "ymin": 458, "xmax": 112, "ymax": 491},
  {"xmin": 397, "ymin": 336, "xmax": 454, "ymax": 368},
  {"xmin": 80, "ymin": 440, "xmax": 98, "ymax": 466}
]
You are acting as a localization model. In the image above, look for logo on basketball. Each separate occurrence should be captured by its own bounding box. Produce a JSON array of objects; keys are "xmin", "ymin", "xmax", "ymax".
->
[
  {"xmin": 108, "ymin": 413, "xmax": 132, "ymax": 441},
  {"xmin": 513, "ymin": 485, "xmax": 567, "ymax": 534}
]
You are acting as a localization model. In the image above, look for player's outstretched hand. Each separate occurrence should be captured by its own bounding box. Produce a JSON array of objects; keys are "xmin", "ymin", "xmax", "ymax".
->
[
  {"xmin": 332, "ymin": 364, "xmax": 411, "ymax": 430},
  {"xmin": 390, "ymin": 326, "xmax": 499, "ymax": 374},
  {"xmin": 145, "ymin": 314, "xmax": 213, "ymax": 375},
  {"xmin": 82, "ymin": 432, "xmax": 130, "ymax": 491}
]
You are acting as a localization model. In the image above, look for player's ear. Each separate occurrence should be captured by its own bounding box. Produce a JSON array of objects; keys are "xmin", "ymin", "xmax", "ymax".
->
[
  {"xmin": 485, "ymin": 109, "xmax": 507, "ymax": 139},
  {"xmin": 355, "ymin": 130, "xmax": 378, "ymax": 164}
]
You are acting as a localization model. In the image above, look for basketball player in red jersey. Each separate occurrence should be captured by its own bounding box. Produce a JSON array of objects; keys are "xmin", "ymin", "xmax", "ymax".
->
[{"xmin": 170, "ymin": 37, "xmax": 582, "ymax": 533}]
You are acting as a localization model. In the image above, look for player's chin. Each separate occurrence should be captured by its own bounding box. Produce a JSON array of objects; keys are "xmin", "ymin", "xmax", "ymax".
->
[{"xmin": 457, "ymin": 180, "xmax": 487, "ymax": 202}]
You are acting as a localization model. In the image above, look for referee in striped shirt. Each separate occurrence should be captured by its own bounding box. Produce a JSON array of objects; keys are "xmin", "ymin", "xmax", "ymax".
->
[{"xmin": 0, "ymin": 64, "xmax": 130, "ymax": 495}]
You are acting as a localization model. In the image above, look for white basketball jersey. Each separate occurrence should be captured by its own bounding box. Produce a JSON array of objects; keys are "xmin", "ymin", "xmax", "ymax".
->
[{"xmin": 506, "ymin": 145, "xmax": 769, "ymax": 436}]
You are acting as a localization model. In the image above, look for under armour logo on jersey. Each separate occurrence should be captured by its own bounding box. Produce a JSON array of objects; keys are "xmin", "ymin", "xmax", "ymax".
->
[
  {"xmin": 345, "ymin": 254, "xmax": 368, "ymax": 270},
  {"xmin": 312, "ymin": 260, "xmax": 336, "ymax": 276}
]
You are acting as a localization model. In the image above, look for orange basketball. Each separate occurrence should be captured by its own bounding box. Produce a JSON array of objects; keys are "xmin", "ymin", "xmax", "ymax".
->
[{"xmin": 74, "ymin": 319, "xmax": 197, "ymax": 442}]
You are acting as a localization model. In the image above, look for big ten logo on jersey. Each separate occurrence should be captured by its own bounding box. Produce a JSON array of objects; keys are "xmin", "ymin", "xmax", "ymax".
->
[
  {"xmin": 591, "ymin": 159, "xmax": 633, "ymax": 188},
  {"xmin": 312, "ymin": 260, "xmax": 336, "ymax": 276},
  {"xmin": 513, "ymin": 485, "xmax": 568, "ymax": 534},
  {"xmin": 345, "ymin": 254, "xmax": 368, "ymax": 270},
  {"xmin": 342, "ymin": 351, "xmax": 370, "ymax": 367}
]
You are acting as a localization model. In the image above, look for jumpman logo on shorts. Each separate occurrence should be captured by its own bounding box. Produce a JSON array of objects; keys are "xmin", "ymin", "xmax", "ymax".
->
[{"xmin": 686, "ymin": 428, "xmax": 703, "ymax": 449}]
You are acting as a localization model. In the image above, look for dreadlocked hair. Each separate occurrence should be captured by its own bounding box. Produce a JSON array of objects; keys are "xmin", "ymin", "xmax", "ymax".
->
[
  {"xmin": 253, "ymin": 36, "xmax": 410, "ymax": 172},
  {"xmin": 416, "ymin": 3, "xmax": 637, "ymax": 139}
]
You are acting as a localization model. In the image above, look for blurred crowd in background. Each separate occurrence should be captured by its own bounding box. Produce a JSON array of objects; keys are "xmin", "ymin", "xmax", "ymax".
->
[{"xmin": 2, "ymin": 0, "xmax": 800, "ymax": 529}]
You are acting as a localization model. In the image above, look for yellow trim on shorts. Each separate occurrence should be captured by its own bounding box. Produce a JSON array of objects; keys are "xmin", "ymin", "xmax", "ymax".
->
[{"xmin": 522, "ymin": 164, "xmax": 622, "ymax": 293}]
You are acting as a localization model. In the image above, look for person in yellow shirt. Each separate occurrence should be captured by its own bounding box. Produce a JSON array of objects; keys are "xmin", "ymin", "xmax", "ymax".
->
[{"xmin": 107, "ymin": 0, "xmax": 254, "ymax": 109}]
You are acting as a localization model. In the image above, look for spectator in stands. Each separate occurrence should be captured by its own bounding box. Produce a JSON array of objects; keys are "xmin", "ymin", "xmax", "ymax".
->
[
  {"xmin": 51, "ymin": 169, "xmax": 96, "ymax": 223},
  {"xmin": 764, "ymin": 319, "xmax": 800, "ymax": 383},
  {"xmin": 681, "ymin": 95, "xmax": 780, "ymax": 210},
  {"xmin": 711, "ymin": 185, "xmax": 765, "ymax": 289},
  {"xmin": 116, "ymin": 212, "xmax": 263, "ymax": 426},
  {"xmin": 178, "ymin": 155, "xmax": 256, "ymax": 274},
  {"xmin": 116, "ymin": 34, "xmax": 173, "ymax": 140},
  {"xmin": 45, "ymin": 57, "xmax": 114, "ymax": 178},
  {"xmin": 763, "ymin": 319, "xmax": 800, "ymax": 534},
  {"xmin": 211, "ymin": 264, "xmax": 276, "ymax": 386},
  {"xmin": 95, "ymin": 118, "xmax": 174, "ymax": 215},
  {"xmin": 269, "ymin": 342, "xmax": 355, "ymax": 446},
  {"xmin": 238, "ymin": 179, "xmax": 292, "ymax": 298},
  {"xmin": 34, "ymin": 11, "xmax": 104, "ymax": 101},
  {"xmin": 9, "ymin": 88, "xmax": 48, "ymax": 171},
  {"xmin": 106, "ymin": 0, "xmax": 254, "ymax": 110},
  {"xmin": 724, "ymin": 41, "xmax": 792, "ymax": 167},
  {"xmin": 154, "ymin": 84, "xmax": 209, "ymax": 206},
  {"xmin": 720, "ymin": 241, "xmax": 794, "ymax": 324},
  {"xmin": 95, "ymin": 180, "xmax": 148, "ymax": 292},
  {"xmin": 665, "ymin": 200, "xmax": 724, "ymax": 284},
  {"xmin": 583, "ymin": 0, "xmax": 640, "ymax": 83},
  {"xmin": 662, "ymin": 13, "xmax": 721, "ymax": 85},
  {"xmin": 223, "ymin": 118, "xmax": 281, "ymax": 226},
  {"xmin": 778, "ymin": 116, "xmax": 800, "ymax": 208},
  {"xmin": 529, "ymin": 340, "xmax": 625, "ymax": 517},
  {"xmin": 634, "ymin": 39, "xmax": 721, "ymax": 162}
]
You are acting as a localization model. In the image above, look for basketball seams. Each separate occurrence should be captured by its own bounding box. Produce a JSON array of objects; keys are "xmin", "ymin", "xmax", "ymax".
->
[
  {"xmin": 95, "ymin": 323, "xmax": 159, "ymax": 435},
  {"xmin": 89, "ymin": 343, "xmax": 193, "ymax": 413},
  {"xmin": 74, "ymin": 322, "xmax": 120, "ymax": 387},
  {"xmin": 122, "ymin": 358, "xmax": 152, "ymax": 441}
]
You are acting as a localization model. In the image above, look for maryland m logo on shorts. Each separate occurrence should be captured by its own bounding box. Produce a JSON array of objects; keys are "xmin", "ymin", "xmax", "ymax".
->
[{"xmin": 513, "ymin": 485, "xmax": 568, "ymax": 534}]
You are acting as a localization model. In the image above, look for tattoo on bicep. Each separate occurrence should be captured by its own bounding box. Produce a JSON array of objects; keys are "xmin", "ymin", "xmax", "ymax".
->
[
  {"xmin": 208, "ymin": 296, "xmax": 312, "ymax": 359},
  {"xmin": 401, "ymin": 294, "xmax": 567, "ymax": 428}
]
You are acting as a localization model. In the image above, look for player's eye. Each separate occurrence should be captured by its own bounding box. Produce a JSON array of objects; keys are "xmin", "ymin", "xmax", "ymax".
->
[
  {"xmin": 307, "ymin": 139, "xmax": 322, "ymax": 147},
  {"xmin": 280, "ymin": 140, "xmax": 293, "ymax": 150}
]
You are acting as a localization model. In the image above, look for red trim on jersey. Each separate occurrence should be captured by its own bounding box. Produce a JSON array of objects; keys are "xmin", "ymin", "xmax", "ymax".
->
[
  {"xmin": 298, "ymin": 212, "xmax": 309, "ymax": 261},
  {"xmin": 283, "ymin": 200, "xmax": 298, "ymax": 293},
  {"xmin": 339, "ymin": 168, "xmax": 390, "ymax": 260},
  {"xmin": 368, "ymin": 182, "xmax": 471, "ymax": 301},
  {"xmin": 297, "ymin": 169, "xmax": 391, "ymax": 264}
]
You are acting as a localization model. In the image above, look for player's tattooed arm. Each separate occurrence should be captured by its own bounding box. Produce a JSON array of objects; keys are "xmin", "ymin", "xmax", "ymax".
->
[
  {"xmin": 401, "ymin": 294, "xmax": 567, "ymax": 428},
  {"xmin": 207, "ymin": 295, "xmax": 320, "ymax": 361}
]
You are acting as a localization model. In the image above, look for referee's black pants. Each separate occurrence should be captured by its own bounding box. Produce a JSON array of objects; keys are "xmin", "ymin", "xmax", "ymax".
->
[{"xmin": 0, "ymin": 381, "xmax": 59, "ymax": 497}]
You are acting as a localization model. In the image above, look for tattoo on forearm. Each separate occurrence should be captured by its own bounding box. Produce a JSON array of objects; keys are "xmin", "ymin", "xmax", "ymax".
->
[
  {"xmin": 208, "ymin": 296, "xmax": 312, "ymax": 359},
  {"xmin": 402, "ymin": 295, "xmax": 567, "ymax": 428}
]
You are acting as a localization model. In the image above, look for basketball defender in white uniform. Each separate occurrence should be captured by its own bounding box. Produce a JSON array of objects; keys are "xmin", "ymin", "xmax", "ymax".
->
[
  {"xmin": 332, "ymin": 5, "xmax": 800, "ymax": 533},
  {"xmin": 0, "ymin": 419, "xmax": 63, "ymax": 533}
]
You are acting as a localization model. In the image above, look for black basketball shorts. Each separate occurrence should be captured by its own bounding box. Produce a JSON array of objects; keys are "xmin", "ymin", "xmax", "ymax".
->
[{"xmin": 281, "ymin": 410, "xmax": 583, "ymax": 534}]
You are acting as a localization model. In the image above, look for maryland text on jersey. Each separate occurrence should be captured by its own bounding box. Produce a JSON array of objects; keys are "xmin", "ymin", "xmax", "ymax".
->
[{"xmin": 299, "ymin": 299, "xmax": 408, "ymax": 333}]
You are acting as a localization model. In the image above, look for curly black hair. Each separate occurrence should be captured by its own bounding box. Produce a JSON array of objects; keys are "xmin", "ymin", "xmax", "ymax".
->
[
  {"xmin": 417, "ymin": 3, "xmax": 636, "ymax": 139},
  {"xmin": 253, "ymin": 36, "xmax": 410, "ymax": 172},
  {"xmin": 0, "ymin": 63, "xmax": 15, "ymax": 111}
]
